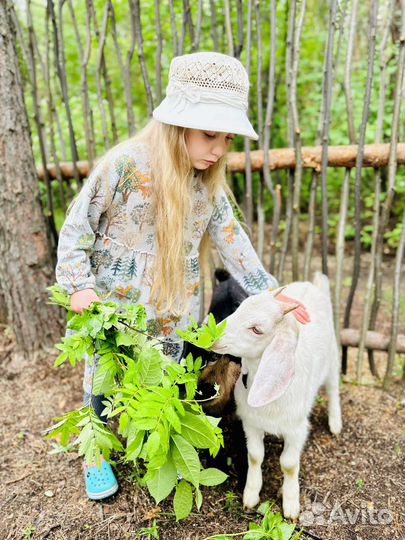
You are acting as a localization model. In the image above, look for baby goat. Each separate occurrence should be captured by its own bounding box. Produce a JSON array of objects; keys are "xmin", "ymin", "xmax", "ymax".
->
[{"xmin": 212, "ymin": 272, "xmax": 342, "ymax": 519}]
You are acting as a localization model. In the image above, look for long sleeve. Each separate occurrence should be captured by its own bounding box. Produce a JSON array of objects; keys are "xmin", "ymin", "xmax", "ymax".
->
[
  {"xmin": 207, "ymin": 188, "xmax": 279, "ymax": 294},
  {"xmin": 55, "ymin": 156, "xmax": 120, "ymax": 294}
]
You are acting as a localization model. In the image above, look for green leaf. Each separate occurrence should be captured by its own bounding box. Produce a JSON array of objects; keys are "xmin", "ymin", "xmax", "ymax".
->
[
  {"xmin": 271, "ymin": 523, "xmax": 296, "ymax": 540},
  {"xmin": 146, "ymin": 456, "xmax": 177, "ymax": 504},
  {"xmin": 166, "ymin": 405, "xmax": 182, "ymax": 433},
  {"xmin": 92, "ymin": 353, "xmax": 120, "ymax": 395},
  {"xmin": 115, "ymin": 331, "xmax": 136, "ymax": 347},
  {"xmin": 174, "ymin": 480, "xmax": 193, "ymax": 521},
  {"xmin": 126, "ymin": 430, "xmax": 145, "ymax": 461},
  {"xmin": 243, "ymin": 524, "xmax": 264, "ymax": 540},
  {"xmin": 195, "ymin": 486, "xmax": 203, "ymax": 510},
  {"xmin": 137, "ymin": 347, "xmax": 164, "ymax": 385},
  {"xmin": 199, "ymin": 468, "xmax": 228, "ymax": 486},
  {"xmin": 171, "ymin": 435, "xmax": 201, "ymax": 487},
  {"xmin": 181, "ymin": 411, "xmax": 217, "ymax": 449},
  {"xmin": 145, "ymin": 431, "xmax": 161, "ymax": 458}
]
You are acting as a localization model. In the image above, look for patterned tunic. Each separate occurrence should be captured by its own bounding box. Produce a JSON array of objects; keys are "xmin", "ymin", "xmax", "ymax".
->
[{"xmin": 56, "ymin": 140, "xmax": 279, "ymax": 363}]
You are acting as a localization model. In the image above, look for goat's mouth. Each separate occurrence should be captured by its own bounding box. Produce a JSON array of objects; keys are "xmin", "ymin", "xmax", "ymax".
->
[{"xmin": 211, "ymin": 343, "xmax": 227, "ymax": 353}]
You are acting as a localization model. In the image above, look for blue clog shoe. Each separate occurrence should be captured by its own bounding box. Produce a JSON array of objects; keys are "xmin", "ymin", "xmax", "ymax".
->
[{"xmin": 84, "ymin": 459, "xmax": 119, "ymax": 500}]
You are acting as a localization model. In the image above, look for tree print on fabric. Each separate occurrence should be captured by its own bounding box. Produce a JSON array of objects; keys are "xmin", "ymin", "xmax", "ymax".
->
[
  {"xmin": 122, "ymin": 256, "xmax": 137, "ymax": 280},
  {"xmin": 111, "ymin": 258, "xmax": 123, "ymax": 276},
  {"xmin": 192, "ymin": 220, "xmax": 207, "ymax": 240},
  {"xmin": 56, "ymin": 262, "xmax": 92, "ymax": 292},
  {"xmin": 90, "ymin": 249, "xmax": 113, "ymax": 273},
  {"xmin": 222, "ymin": 219, "xmax": 240, "ymax": 244},
  {"xmin": 193, "ymin": 198, "xmax": 208, "ymax": 217},
  {"xmin": 131, "ymin": 203, "xmax": 154, "ymax": 231},
  {"xmin": 243, "ymin": 268, "xmax": 269, "ymax": 291},
  {"xmin": 185, "ymin": 257, "xmax": 199, "ymax": 280},
  {"xmin": 115, "ymin": 154, "xmax": 151, "ymax": 202},
  {"xmin": 104, "ymin": 202, "xmax": 126, "ymax": 237},
  {"xmin": 211, "ymin": 195, "xmax": 229, "ymax": 223}
]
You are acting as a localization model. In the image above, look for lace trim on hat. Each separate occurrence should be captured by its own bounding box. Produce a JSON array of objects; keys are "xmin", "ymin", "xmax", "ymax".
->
[{"xmin": 167, "ymin": 80, "xmax": 247, "ymax": 112}]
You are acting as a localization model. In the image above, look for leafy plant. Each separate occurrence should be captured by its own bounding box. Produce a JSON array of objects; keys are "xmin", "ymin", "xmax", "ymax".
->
[
  {"xmin": 203, "ymin": 501, "xmax": 301, "ymax": 540},
  {"xmin": 23, "ymin": 526, "xmax": 36, "ymax": 540},
  {"xmin": 45, "ymin": 285, "xmax": 228, "ymax": 520},
  {"xmin": 136, "ymin": 519, "xmax": 160, "ymax": 539}
]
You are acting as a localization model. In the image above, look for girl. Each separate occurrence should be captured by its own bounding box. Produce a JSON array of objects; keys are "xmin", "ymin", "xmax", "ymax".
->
[{"xmin": 56, "ymin": 51, "xmax": 310, "ymax": 500}]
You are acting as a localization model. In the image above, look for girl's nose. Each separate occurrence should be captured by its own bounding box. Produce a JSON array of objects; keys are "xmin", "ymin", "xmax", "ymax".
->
[{"xmin": 212, "ymin": 141, "xmax": 227, "ymax": 158}]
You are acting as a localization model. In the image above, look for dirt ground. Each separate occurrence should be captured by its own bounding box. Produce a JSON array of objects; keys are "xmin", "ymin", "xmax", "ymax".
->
[{"xmin": 0, "ymin": 252, "xmax": 404, "ymax": 540}]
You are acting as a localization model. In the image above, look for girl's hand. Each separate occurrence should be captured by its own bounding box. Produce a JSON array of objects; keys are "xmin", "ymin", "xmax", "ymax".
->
[
  {"xmin": 70, "ymin": 288, "xmax": 100, "ymax": 314},
  {"xmin": 276, "ymin": 292, "xmax": 311, "ymax": 324}
]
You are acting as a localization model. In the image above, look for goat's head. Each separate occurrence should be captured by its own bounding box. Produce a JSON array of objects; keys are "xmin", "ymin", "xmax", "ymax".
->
[{"xmin": 211, "ymin": 288, "xmax": 300, "ymax": 408}]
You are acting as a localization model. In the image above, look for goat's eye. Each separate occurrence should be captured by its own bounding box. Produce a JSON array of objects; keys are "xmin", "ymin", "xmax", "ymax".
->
[{"xmin": 249, "ymin": 326, "xmax": 263, "ymax": 335}]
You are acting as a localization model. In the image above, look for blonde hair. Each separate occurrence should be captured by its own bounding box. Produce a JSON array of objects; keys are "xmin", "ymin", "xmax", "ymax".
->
[{"xmin": 125, "ymin": 118, "xmax": 229, "ymax": 317}]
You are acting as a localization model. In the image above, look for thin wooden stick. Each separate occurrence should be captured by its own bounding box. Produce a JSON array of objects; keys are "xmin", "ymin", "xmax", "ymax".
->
[
  {"xmin": 334, "ymin": 168, "xmax": 350, "ymax": 339},
  {"xmin": 343, "ymin": 0, "xmax": 378, "ymax": 383},
  {"xmin": 224, "ymin": 0, "xmax": 234, "ymax": 56},
  {"xmin": 243, "ymin": 0, "xmax": 254, "ymax": 231},
  {"xmin": 133, "ymin": 0, "xmax": 154, "ymax": 117},
  {"xmin": 370, "ymin": 0, "xmax": 405, "ymax": 357},
  {"xmin": 235, "ymin": 0, "xmax": 244, "ymax": 59},
  {"xmin": 49, "ymin": 0, "xmax": 81, "ymax": 184},
  {"xmin": 26, "ymin": 0, "xmax": 58, "ymax": 250},
  {"xmin": 277, "ymin": 0, "xmax": 295, "ymax": 282},
  {"xmin": 209, "ymin": 0, "xmax": 219, "ymax": 51},
  {"xmin": 262, "ymin": 0, "xmax": 279, "ymax": 278},
  {"xmin": 359, "ymin": 0, "xmax": 394, "ymax": 379},
  {"xmin": 67, "ymin": 0, "xmax": 95, "ymax": 166},
  {"xmin": 384, "ymin": 209, "xmax": 405, "ymax": 387},
  {"xmin": 290, "ymin": 0, "xmax": 306, "ymax": 281},
  {"xmin": 110, "ymin": 0, "xmax": 136, "ymax": 136},
  {"xmin": 255, "ymin": 0, "xmax": 264, "ymax": 255},
  {"xmin": 319, "ymin": 0, "xmax": 338, "ymax": 277},
  {"xmin": 169, "ymin": 0, "xmax": 179, "ymax": 56}
]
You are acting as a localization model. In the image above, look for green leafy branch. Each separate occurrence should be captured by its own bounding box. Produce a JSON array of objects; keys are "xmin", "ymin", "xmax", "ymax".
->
[
  {"xmin": 176, "ymin": 313, "xmax": 227, "ymax": 349},
  {"xmin": 46, "ymin": 284, "xmax": 228, "ymax": 520},
  {"xmin": 203, "ymin": 501, "xmax": 302, "ymax": 540}
]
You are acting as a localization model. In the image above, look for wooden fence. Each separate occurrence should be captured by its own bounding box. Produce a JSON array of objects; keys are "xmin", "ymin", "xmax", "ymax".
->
[{"xmin": 14, "ymin": 0, "xmax": 405, "ymax": 385}]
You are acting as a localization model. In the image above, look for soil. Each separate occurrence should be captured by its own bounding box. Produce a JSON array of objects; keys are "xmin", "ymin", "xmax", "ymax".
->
[{"xmin": 0, "ymin": 251, "xmax": 404, "ymax": 540}]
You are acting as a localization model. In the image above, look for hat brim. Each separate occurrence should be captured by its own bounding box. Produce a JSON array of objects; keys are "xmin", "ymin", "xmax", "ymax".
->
[{"xmin": 152, "ymin": 96, "xmax": 259, "ymax": 141}]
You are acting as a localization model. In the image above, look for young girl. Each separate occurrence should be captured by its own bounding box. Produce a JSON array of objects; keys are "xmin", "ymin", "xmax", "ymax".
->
[{"xmin": 56, "ymin": 51, "xmax": 310, "ymax": 500}]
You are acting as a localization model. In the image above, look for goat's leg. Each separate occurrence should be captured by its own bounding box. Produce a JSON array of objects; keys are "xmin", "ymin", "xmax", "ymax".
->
[
  {"xmin": 280, "ymin": 422, "xmax": 308, "ymax": 519},
  {"xmin": 242, "ymin": 424, "xmax": 265, "ymax": 509},
  {"xmin": 325, "ymin": 348, "xmax": 342, "ymax": 435}
]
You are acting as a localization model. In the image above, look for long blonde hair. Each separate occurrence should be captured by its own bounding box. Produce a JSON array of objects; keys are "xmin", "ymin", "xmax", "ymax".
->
[{"xmin": 129, "ymin": 118, "xmax": 228, "ymax": 317}]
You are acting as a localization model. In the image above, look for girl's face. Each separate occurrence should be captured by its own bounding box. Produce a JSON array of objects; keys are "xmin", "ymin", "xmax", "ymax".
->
[{"xmin": 185, "ymin": 129, "xmax": 235, "ymax": 170}]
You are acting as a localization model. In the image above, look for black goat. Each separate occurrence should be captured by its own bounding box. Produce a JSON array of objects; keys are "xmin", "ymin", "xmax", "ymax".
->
[{"xmin": 181, "ymin": 268, "xmax": 248, "ymax": 487}]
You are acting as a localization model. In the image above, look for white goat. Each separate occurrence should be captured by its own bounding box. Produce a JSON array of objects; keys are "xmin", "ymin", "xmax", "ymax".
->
[{"xmin": 212, "ymin": 272, "xmax": 342, "ymax": 519}]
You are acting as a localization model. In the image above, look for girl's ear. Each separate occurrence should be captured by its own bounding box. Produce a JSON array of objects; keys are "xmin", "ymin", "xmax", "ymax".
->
[{"xmin": 247, "ymin": 327, "xmax": 298, "ymax": 407}]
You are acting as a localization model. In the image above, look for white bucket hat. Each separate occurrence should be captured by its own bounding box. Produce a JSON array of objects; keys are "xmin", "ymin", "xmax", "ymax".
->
[{"xmin": 152, "ymin": 51, "xmax": 259, "ymax": 140}]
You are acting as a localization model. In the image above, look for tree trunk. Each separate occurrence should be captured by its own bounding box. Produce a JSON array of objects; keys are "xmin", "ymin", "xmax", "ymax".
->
[{"xmin": 0, "ymin": 1, "xmax": 63, "ymax": 356}]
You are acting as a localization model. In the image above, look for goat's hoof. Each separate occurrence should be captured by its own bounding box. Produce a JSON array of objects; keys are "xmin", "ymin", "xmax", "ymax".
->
[
  {"xmin": 242, "ymin": 489, "xmax": 260, "ymax": 510},
  {"xmin": 329, "ymin": 416, "xmax": 342, "ymax": 435},
  {"xmin": 283, "ymin": 497, "xmax": 300, "ymax": 520}
]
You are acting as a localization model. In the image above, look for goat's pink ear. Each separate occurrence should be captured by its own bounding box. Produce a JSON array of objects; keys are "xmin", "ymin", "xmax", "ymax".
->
[{"xmin": 247, "ymin": 328, "xmax": 298, "ymax": 407}]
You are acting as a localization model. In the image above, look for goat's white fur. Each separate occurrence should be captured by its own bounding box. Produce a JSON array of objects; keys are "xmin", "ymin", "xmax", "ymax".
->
[{"xmin": 212, "ymin": 272, "xmax": 342, "ymax": 519}]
